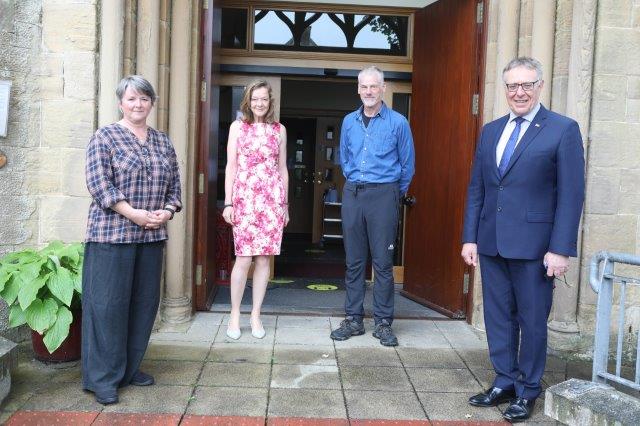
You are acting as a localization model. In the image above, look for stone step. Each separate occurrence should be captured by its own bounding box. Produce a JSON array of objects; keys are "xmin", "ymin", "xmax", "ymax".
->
[
  {"xmin": 0, "ymin": 336, "xmax": 18, "ymax": 406},
  {"xmin": 545, "ymin": 378, "xmax": 640, "ymax": 425}
]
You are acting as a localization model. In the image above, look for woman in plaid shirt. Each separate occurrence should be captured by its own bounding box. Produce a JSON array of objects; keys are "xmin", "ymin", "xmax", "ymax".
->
[{"xmin": 81, "ymin": 75, "xmax": 182, "ymax": 405}]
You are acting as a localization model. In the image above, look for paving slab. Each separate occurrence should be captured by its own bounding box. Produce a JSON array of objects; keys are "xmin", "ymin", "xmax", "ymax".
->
[
  {"xmin": 221, "ymin": 314, "xmax": 278, "ymax": 327},
  {"xmin": 186, "ymin": 386, "xmax": 268, "ymax": 417},
  {"xmin": 470, "ymin": 368, "xmax": 495, "ymax": 389},
  {"xmin": 336, "ymin": 347, "xmax": 402, "ymax": 367},
  {"xmin": 199, "ymin": 362, "xmax": 271, "ymax": 388},
  {"xmin": 275, "ymin": 326, "xmax": 333, "ymax": 346},
  {"xmin": 138, "ymin": 359, "xmax": 203, "ymax": 386},
  {"xmin": 49, "ymin": 364, "xmax": 82, "ymax": 384},
  {"xmin": 417, "ymin": 392, "xmax": 505, "ymax": 421},
  {"xmin": 406, "ymin": 368, "xmax": 482, "ymax": 393},
  {"xmin": 267, "ymin": 388, "xmax": 347, "ymax": 418},
  {"xmin": 22, "ymin": 382, "xmax": 102, "ymax": 412},
  {"xmin": 208, "ymin": 343, "xmax": 274, "ymax": 364},
  {"xmin": 101, "ymin": 384, "xmax": 193, "ymax": 414},
  {"xmin": 457, "ymin": 348, "xmax": 494, "ymax": 369},
  {"xmin": 340, "ymin": 366, "xmax": 413, "ymax": 391},
  {"xmin": 272, "ymin": 345, "xmax": 336, "ymax": 366},
  {"xmin": 144, "ymin": 342, "xmax": 211, "ymax": 361},
  {"xmin": 0, "ymin": 381, "xmax": 37, "ymax": 412},
  {"xmin": 434, "ymin": 322, "xmax": 487, "ymax": 349},
  {"xmin": 270, "ymin": 364, "xmax": 341, "ymax": 389},
  {"xmin": 276, "ymin": 316, "xmax": 331, "ymax": 329},
  {"xmin": 396, "ymin": 348, "xmax": 466, "ymax": 368},
  {"xmin": 345, "ymin": 390, "xmax": 427, "ymax": 420}
]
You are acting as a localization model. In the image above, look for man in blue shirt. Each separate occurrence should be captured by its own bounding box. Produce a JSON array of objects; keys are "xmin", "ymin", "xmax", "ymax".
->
[{"xmin": 330, "ymin": 66, "xmax": 415, "ymax": 346}]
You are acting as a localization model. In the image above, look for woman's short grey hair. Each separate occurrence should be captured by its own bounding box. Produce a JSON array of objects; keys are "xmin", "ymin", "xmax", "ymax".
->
[
  {"xmin": 358, "ymin": 66, "xmax": 385, "ymax": 85},
  {"xmin": 502, "ymin": 57, "xmax": 543, "ymax": 81},
  {"xmin": 116, "ymin": 75, "xmax": 157, "ymax": 104}
]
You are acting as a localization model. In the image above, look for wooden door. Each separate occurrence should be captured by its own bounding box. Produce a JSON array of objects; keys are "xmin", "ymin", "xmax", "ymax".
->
[
  {"xmin": 312, "ymin": 117, "xmax": 345, "ymax": 243},
  {"xmin": 194, "ymin": 0, "xmax": 218, "ymax": 310},
  {"xmin": 402, "ymin": 0, "xmax": 485, "ymax": 318},
  {"xmin": 281, "ymin": 117, "xmax": 316, "ymax": 234}
]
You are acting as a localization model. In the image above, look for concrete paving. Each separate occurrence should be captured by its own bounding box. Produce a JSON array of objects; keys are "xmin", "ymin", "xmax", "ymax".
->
[{"xmin": 0, "ymin": 312, "xmax": 594, "ymax": 424}]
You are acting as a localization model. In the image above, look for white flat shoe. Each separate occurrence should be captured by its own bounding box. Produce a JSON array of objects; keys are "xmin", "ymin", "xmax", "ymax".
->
[
  {"xmin": 251, "ymin": 319, "xmax": 266, "ymax": 339},
  {"xmin": 226, "ymin": 327, "xmax": 241, "ymax": 340}
]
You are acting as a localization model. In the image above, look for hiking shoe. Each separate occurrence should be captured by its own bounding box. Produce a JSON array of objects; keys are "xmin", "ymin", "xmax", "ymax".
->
[
  {"xmin": 330, "ymin": 317, "xmax": 365, "ymax": 341},
  {"xmin": 130, "ymin": 371, "xmax": 155, "ymax": 386},
  {"xmin": 372, "ymin": 320, "xmax": 398, "ymax": 346}
]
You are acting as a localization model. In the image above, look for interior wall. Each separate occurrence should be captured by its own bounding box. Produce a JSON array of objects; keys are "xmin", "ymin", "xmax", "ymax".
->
[{"xmin": 281, "ymin": 80, "xmax": 361, "ymax": 113}]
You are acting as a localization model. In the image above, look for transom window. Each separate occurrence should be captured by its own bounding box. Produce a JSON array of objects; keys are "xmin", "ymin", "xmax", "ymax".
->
[{"xmin": 221, "ymin": 6, "xmax": 410, "ymax": 58}]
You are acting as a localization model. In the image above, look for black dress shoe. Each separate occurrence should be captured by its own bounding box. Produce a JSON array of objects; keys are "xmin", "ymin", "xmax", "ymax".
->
[
  {"xmin": 468, "ymin": 387, "xmax": 516, "ymax": 407},
  {"xmin": 503, "ymin": 397, "xmax": 535, "ymax": 422},
  {"xmin": 95, "ymin": 390, "xmax": 118, "ymax": 405},
  {"xmin": 130, "ymin": 371, "xmax": 155, "ymax": 386}
]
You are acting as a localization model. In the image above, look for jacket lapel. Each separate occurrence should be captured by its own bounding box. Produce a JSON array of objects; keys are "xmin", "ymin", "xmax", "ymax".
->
[
  {"xmin": 490, "ymin": 114, "xmax": 510, "ymax": 180},
  {"xmin": 502, "ymin": 105, "xmax": 548, "ymax": 178}
]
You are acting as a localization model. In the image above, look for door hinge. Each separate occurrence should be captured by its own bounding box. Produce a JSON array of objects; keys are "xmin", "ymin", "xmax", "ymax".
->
[
  {"xmin": 195, "ymin": 264, "xmax": 203, "ymax": 286},
  {"xmin": 471, "ymin": 93, "xmax": 479, "ymax": 116},
  {"xmin": 198, "ymin": 172, "xmax": 204, "ymax": 194},
  {"xmin": 476, "ymin": 2, "xmax": 484, "ymax": 24},
  {"xmin": 463, "ymin": 272, "xmax": 470, "ymax": 295},
  {"xmin": 200, "ymin": 80, "xmax": 207, "ymax": 102},
  {"xmin": 203, "ymin": 0, "xmax": 209, "ymax": 10}
]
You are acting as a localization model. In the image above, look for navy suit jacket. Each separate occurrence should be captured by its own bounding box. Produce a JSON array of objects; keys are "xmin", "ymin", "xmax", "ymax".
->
[{"xmin": 462, "ymin": 105, "xmax": 585, "ymax": 259}]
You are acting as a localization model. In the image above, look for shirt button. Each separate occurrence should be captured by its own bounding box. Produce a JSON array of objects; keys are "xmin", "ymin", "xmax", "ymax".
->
[
  {"xmin": 497, "ymin": 206, "xmax": 502, "ymax": 212},
  {"xmin": 499, "ymin": 186, "xmax": 504, "ymax": 190}
]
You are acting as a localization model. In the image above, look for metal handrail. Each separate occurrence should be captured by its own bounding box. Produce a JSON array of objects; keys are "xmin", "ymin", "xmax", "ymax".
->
[{"xmin": 589, "ymin": 251, "xmax": 640, "ymax": 392}]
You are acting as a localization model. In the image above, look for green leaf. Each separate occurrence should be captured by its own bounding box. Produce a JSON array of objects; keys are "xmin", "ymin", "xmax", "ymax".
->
[
  {"xmin": 1, "ymin": 275, "xmax": 20, "ymax": 305},
  {"xmin": 25, "ymin": 297, "xmax": 58, "ymax": 334},
  {"xmin": 72, "ymin": 271, "xmax": 82, "ymax": 295},
  {"xmin": 0, "ymin": 250, "xmax": 39, "ymax": 265},
  {"xmin": 17, "ymin": 273, "xmax": 48, "ymax": 311},
  {"xmin": 59, "ymin": 244, "xmax": 81, "ymax": 266},
  {"xmin": 48, "ymin": 255, "xmax": 61, "ymax": 270},
  {"xmin": 8, "ymin": 304, "xmax": 27, "ymax": 328},
  {"xmin": 47, "ymin": 268, "xmax": 74, "ymax": 307},
  {"xmin": 42, "ymin": 241, "xmax": 64, "ymax": 255},
  {"xmin": 0, "ymin": 268, "xmax": 14, "ymax": 293},
  {"xmin": 43, "ymin": 306, "xmax": 73, "ymax": 353}
]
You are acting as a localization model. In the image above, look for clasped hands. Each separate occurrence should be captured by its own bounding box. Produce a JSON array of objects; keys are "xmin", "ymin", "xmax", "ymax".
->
[
  {"xmin": 461, "ymin": 243, "xmax": 570, "ymax": 277},
  {"xmin": 133, "ymin": 209, "xmax": 172, "ymax": 230}
]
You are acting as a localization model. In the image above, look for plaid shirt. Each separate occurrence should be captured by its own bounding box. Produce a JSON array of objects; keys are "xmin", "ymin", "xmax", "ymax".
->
[{"xmin": 85, "ymin": 123, "xmax": 182, "ymax": 243}]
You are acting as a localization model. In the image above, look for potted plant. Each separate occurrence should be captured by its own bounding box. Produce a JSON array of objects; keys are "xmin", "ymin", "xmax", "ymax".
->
[{"xmin": 0, "ymin": 241, "xmax": 83, "ymax": 362}]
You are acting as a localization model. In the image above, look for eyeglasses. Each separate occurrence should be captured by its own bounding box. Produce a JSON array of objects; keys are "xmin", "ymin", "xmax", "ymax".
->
[
  {"xmin": 250, "ymin": 97, "xmax": 270, "ymax": 104},
  {"xmin": 505, "ymin": 80, "xmax": 539, "ymax": 92}
]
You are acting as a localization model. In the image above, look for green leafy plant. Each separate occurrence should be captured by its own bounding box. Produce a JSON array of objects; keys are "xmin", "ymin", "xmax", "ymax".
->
[{"xmin": 0, "ymin": 241, "xmax": 83, "ymax": 353}]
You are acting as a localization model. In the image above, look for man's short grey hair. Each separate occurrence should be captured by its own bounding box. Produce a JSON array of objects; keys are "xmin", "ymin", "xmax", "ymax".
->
[
  {"xmin": 116, "ymin": 75, "xmax": 158, "ymax": 104},
  {"xmin": 502, "ymin": 57, "xmax": 543, "ymax": 82},
  {"xmin": 358, "ymin": 66, "xmax": 385, "ymax": 85}
]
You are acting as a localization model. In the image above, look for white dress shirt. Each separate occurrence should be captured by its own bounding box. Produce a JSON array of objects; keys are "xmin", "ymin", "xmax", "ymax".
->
[{"xmin": 495, "ymin": 103, "xmax": 541, "ymax": 166}]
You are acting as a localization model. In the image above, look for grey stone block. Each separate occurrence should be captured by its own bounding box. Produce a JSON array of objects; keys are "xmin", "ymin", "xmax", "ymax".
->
[
  {"xmin": 267, "ymin": 388, "xmax": 346, "ymax": 418},
  {"xmin": 337, "ymin": 347, "xmax": 402, "ymax": 367},
  {"xmin": 186, "ymin": 385, "xmax": 267, "ymax": 416},
  {"xmin": 545, "ymin": 378, "xmax": 640, "ymax": 425},
  {"xmin": 101, "ymin": 384, "xmax": 193, "ymax": 414},
  {"xmin": 341, "ymin": 366, "xmax": 412, "ymax": 391},
  {"xmin": 270, "ymin": 364, "xmax": 340, "ymax": 389},
  {"xmin": 345, "ymin": 390, "xmax": 426, "ymax": 420},
  {"xmin": 199, "ymin": 362, "xmax": 271, "ymax": 388},
  {"xmin": 208, "ymin": 343, "xmax": 273, "ymax": 364},
  {"xmin": 272, "ymin": 345, "xmax": 336, "ymax": 366},
  {"xmin": 406, "ymin": 367, "xmax": 482, "ymax": 393},
  {"xmin": 0, "ymin": 337, "xmax": 17, "ymax": 406}
]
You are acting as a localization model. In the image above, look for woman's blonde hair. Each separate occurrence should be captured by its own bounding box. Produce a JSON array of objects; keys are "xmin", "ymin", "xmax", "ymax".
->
[{"xmin": 239, "ymin": 80, "xmax": 276, "ymax": 123}]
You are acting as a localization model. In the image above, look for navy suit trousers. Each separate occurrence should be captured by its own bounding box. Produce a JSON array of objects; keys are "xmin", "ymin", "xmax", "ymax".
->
[{"xmin": 479, "ymin": 254, "xmax": 554, "ymax": 400}]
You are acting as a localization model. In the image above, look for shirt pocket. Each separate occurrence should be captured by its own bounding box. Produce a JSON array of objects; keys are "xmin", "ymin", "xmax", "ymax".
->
[
  {"xmin": 375, "ymin": 130, "xmax": 396, "ymax": 155},
  {"xmin": 112, "ymin": 151, "xmax": 143, "ymax": 174}
]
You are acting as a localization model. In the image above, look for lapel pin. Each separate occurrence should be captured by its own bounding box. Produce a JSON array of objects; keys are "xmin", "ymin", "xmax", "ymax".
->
[{"xmin": 535, "ymin": 123, "xmax": 540, "ymax": 127}]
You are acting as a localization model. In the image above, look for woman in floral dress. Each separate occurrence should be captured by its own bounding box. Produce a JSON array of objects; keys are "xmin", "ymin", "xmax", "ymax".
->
[{"xmin": 221, "ymin": 80, "xmax": 289, "ymax": 339}]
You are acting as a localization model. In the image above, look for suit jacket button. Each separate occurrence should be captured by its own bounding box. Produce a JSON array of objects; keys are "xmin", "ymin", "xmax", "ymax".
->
[
  {"xmin": 497, "ymin": 206, "xmax": 502, "ymax": 212},
  {"xmin": 499, "ymin": 186, "xmax": 504, "ymax": 190}
]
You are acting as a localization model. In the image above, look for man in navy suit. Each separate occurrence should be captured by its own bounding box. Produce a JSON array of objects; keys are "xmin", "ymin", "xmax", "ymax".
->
[{"xmin": 461, "ymin": 57, "xmax": 584, "ymax": 422}]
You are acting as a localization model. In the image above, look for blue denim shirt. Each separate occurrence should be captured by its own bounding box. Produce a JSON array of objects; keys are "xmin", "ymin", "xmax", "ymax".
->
[{"xmin": 340, "ymin": 103, "xmax": 415, "ymax": 194}]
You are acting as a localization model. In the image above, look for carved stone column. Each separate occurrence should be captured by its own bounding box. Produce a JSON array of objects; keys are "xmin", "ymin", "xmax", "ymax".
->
[
  {"xmin": 548, "ymin": 0, "xmax": 597, "ymax": 350},
  {"xmin": 98, "ymin": 0, "xmax": 124, "ymax": 126},
  {"xmin": 162, "ymin": 0, "xmax": 192, "ymax": 324},
  {"xmin": 531, "ymin": 0, "xmax": 556, "ymax": 105},
  {"xmin": 492, "ymin": 0, "xmax": 520, "ymax": 119},
  {"xmin": 136, "ymin": 0, "xmax": 160, "ymax": 128}
]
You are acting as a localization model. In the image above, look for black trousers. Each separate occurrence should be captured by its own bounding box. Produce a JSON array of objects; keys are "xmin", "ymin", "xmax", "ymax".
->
[
  {"xmin": 81, "ymin": 241, "xmax": 164, "ymax": 393},
  {"xmin": 341, "ymin": 182, "xmax": 399, "ymax": 325}
]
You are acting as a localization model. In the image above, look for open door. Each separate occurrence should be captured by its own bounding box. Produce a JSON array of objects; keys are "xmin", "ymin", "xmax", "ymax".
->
[
  {"xmin": 402, "ymin": 0, "xmax": 485, "ymax": 318},
  {"xmin": 193, "ymin": 0, "xmax": 218, "ymax": 310}
]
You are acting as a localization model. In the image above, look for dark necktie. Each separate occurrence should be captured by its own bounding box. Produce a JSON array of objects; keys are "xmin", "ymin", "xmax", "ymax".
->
[{"xmin": 498, "ymin": 116, "xmax": 525, "ymax": 177}]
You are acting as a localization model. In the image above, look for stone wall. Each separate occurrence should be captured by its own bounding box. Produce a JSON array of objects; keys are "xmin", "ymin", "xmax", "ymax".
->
[
  {"xmin": 576, "ymin": 0, "xmax": 640, "ymax": 358},
  {"xmin": 0, "ymin": 0, "xmax": 97, "ymax": 338}
]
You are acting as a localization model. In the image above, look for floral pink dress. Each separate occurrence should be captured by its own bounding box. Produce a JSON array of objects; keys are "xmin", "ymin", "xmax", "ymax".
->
[{"xmin": 232, "ymin": 121, "xmax": 286, "ymax": 256}]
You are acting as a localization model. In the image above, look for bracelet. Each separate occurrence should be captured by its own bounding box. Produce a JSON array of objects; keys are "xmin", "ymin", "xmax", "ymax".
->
[{"xmin": 163, "ymin": 207, "xmax": 175, "ymax": 220}]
